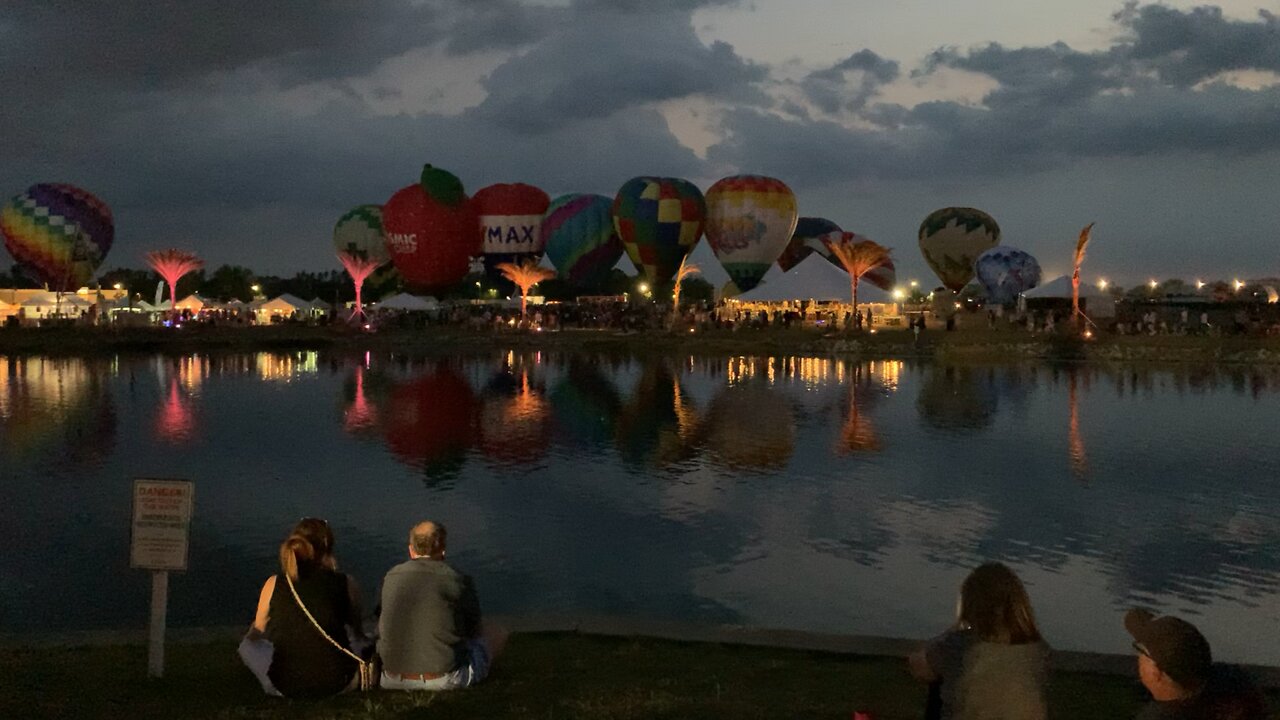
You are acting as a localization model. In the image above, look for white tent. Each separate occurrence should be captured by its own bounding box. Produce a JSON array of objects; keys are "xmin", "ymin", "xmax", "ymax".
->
[
  {"xmin": 0, "ymin": 298, "xmax": 16, "ymax": 319},
  {"xmin": 537, "ymin": 253, "xmax": 557, "ymax": 271},
  {"xmin": 736, "ymin": 253, "xmax": 893, "ymax": 304},
  {"xmin": 376, "ymin": 292, "xmax": 439, "ymax": 311},
  {"xmin": 613, "ymin": 253, "xmax": 638, "ymax": 278},
  {"xmin": 1022, "ymin": 275, "xmax": 1112, "ymax": 299},
  {"xmin": 174, "ymin": 294, "xmax": 212, "ymax": 312},
  {"xmin": 256, "ymin": 293, "xmax": 313, "ymax": 320}
]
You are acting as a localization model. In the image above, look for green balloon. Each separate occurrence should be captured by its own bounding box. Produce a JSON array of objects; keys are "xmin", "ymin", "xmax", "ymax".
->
[{"xmin": 419, "ymin": 164, "xmax": 466, "ymax": 207}]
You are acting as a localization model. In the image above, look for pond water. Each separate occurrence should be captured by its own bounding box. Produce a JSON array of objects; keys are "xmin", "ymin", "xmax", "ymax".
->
[{"xmin": 2, "ymin": 351, "xmax": 1279, "ymax": 664}]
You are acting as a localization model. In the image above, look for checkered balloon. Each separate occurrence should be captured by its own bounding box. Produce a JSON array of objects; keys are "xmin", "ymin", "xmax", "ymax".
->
[
  {"xmin": 1, "ymin": 183, "xmax": 114, "ymax": 291},
  {"xmin": 611, "ymin": 177, "xmax": 705, "ymax": 286}
]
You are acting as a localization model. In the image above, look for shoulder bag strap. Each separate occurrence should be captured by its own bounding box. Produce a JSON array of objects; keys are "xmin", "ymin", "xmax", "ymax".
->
[{"xmin": 283, "ymin": 574, "xmax": 365, "ymax": 665}]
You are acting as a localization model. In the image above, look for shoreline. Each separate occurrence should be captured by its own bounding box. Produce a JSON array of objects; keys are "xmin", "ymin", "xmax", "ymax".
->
[
  {"xmin": 2, "ymin": 325, "xmax": 1280, "ymax": 365},
  {"xmin": 5, "ymin": 616, "xmax": 1278, "ymax": 688}
]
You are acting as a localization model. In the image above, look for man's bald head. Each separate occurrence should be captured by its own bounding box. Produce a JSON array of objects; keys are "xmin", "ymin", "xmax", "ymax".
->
[{"xmin": 409, "ymin": 521, "xmax": 447, "ymax": 558}]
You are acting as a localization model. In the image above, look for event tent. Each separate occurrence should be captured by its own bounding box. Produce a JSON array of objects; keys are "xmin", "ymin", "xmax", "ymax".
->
[
  {"xmin": 1022, "ymin": 275, "xmax": 1112, "ymax": 299},
  {"xmin": 255, "ymin": 293, "xmax": 313, "ymax": 320},
  {"xmin": 736, "ymin": 253, "xmax": 893, "ymax": 304},
  {"xmin": 614, "ymin": 253, "xmax": 638, "ymax": 278},
  {"xmin": 376, "ymin": 292, "xmax": 439, "ymax": 311},
  {"xmin": 683, "ymin": 238, "xmax": 733, "ymax": 295},
  {"xmin": 174, "ymin": 294, "xmax": 213, "ymax": 312}
]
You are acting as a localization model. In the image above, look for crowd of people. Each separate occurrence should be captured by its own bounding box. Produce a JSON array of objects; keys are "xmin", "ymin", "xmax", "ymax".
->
[{"xmin": 239, "ymin": 519, "xmax": 1271, "ymax": 718}]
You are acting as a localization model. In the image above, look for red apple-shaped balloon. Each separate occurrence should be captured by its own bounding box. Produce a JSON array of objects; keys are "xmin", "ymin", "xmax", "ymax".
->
[{"xmin": 382, "ymin": 164, "xmax": 481, "ymax": 293}]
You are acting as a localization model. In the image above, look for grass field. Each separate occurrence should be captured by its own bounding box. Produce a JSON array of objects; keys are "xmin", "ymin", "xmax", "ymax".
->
[{"xmin": 0, "ymin": 632, "xmax": 1164, "ymax": 720}]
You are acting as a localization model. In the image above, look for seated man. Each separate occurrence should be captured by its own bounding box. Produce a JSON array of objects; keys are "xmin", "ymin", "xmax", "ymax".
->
[
  {"xmin": 1125, "ymin": 608, "xmax": 1268, "ymax": 719},
  {"xmin": 378, "ymin": 521, "xmax": 507, "ymax": 690}
]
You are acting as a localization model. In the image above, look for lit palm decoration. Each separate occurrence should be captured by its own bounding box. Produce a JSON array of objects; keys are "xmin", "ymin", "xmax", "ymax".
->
[
  {"xmin": 496, "ymin": 258, "xmax": 555, "ymax": 319},
  {"xmin": 671, "ymin": 256, "xmax": 701, "ymax": 326},
  {"xmin": 337, "ymin": 251, "xmax": 381, "ymax": 321},
  {"xmin": 144, "ymin": 249, "xmax": 203, "ymax": 316},
  {"xmin": 1071, "ymin": 223, "xmax": 1094, "ymax": 326},
  {"xmin": 823, "ymin": 236, "xmax": 892, "ymax": 320}
]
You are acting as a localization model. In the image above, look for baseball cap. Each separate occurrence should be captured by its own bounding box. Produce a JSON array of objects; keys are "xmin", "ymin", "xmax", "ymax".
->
[{"xmin": 1125, "ymin": 608, "xmax": 1212, "ymax": 689}]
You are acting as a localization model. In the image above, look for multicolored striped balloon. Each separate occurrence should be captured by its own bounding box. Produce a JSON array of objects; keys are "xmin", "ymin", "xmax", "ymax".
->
[
  {"xmin": 778, "ymin": 217, "xmax": 841, "ymax": 272},
  {"xmin": 612, "ymin": 177, "xmax": 705, "ymax": 286},
  {"xmin": 541, "ymin": 193, "xmax": 623, "ymax": 288},
  {"xmin": 333, "ymin": 204, "xmax": 388, "ymax": 263},
  {"xmin": 704, "ymin": 175, "xmax": 797, "ymax": 292},
  {"xmin": 1, "ymin": 183, "xmax": 113, "ymax": 290}
]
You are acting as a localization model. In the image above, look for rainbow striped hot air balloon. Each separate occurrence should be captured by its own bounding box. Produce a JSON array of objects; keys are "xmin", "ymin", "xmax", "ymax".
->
[
  {"xmin": 1, "ymin": 183, "xmax": 113, "ymax": 290},
  {"xmin": 612, "ymin": 177, "xmax": 705, "ymax": 287},
  {"xmin": 542, "ymin": 193, "xmax": 623, "ymax": 289},
  {"xmin": 704, "ymin": 175, "xmax": 797, "ymax": 292}
]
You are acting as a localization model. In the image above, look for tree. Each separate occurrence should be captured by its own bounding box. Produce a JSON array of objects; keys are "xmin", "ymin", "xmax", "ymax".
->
[
  {"xmin": 337, "ymin": 252, "xmax": 381, "ymax": 321},
  {"xmin": 200, "ymin": 265, "xmax": 256, "ymax": 302},
  {"xmin": 1071, "ymin": 223, "xmax": 1094, "ymax": 326},
  {"xmin": 496, "ymin": 258, "xmax": 555, "ymax": 318},
  {"xmin": 824, "ymin": 235, "xmax": 892, "ymax": 322}
]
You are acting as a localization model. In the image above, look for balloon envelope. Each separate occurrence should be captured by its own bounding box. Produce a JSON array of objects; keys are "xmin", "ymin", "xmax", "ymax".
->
[
  {"xmin": 473, "ymin": 183, "xmax": 551, "ymax": 274},
  {"xmin": 704, "ymin": 175, "xmax": 797, "ymax": 292},
  {"xmin": 974, "ymin": 246, "xmax": 1042, "ymax": 305},
  {"xmin": 612, "ymin": 177, "xmax": 705, "ymax": 286},
  {"xmin": 778, "ymin": 217, "xmax": 841, "ymax": 272},
  {"xmin": 333, "ymin": 204, "xmax": 388, "ymax": 263},
  {"xmin": 382, "ymin": 174, "xmax": 480, "ymax": 293},
  {"xmin": 1, "ymin": 183, "xmax": 113, "ymax": 290},
  {"xmin": 542, "ymin": 193, "xmax": 623, "ymax": 288},
  {"xmin": 918, "ymin": 207, "xmax": 1000, "ymax": 293}
]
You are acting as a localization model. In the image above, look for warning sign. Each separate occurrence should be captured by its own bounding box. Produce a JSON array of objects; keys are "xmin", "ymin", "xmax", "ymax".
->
[{"xmin": 130, "ymin": 478, "xmax": 194, "ymax": 571}]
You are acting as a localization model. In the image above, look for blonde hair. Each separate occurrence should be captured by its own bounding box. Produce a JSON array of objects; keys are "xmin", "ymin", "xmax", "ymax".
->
[
  {"xmin": 278, "ymin": 518, "xmax": 335, "ymax": 581},
  {"xmin": 957, "ymin": 562, "xmax": 1042, "ymax": 644}
]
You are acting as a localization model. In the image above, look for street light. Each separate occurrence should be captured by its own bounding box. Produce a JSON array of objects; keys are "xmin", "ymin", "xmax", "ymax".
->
[
  {"xmin": 1098, "ymin": 279, "xmax": 1109, "ymax": 291},
  {"xmin": 1148, "ymin": 279, "xmax": 1158, "ymax": 290},
  {"xmin": 892, "ymin": 288, "xmax": 905, "ymax": 300},
  {"xmin": 1195, "ymin": 279, "xmax": 1205, "ymax": 290},
  {"xmin": 113, "ymin": 282, "xmax": 123, "ymax": 290},
  {"xmin": 909, "ymin": 280, "xmax": 918, "ymax": 288},
  {"xmin": 638, "ymin": 282, "xmax": 649, "ymax": 294},
  {"xmin": 1234, "ymin": 279, "xmax": 1245, "ymax": 291}
]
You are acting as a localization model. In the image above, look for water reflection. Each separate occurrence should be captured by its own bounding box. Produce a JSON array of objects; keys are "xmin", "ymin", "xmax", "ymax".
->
[
  {"xmin": 5, "ymin": 351, "xmax": 1280, "ymax": 665},
  {"xmin": 704, "ymin": 380, "xmax": 795, "ymax": 470},
  {"xmin": 381, "ymin": 362, "xmax": 479, "ymax": 486}
]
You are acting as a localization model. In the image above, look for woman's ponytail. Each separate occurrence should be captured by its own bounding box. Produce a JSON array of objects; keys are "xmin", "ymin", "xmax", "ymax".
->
[{"xmin": 279, "ymin": 534, "xmax": 315, "ymax": 581}]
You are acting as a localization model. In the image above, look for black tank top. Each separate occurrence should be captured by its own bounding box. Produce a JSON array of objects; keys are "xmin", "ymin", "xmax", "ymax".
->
[{"xmin": 266, "ymin": 567, "xmax": 357, "ymax": 698}]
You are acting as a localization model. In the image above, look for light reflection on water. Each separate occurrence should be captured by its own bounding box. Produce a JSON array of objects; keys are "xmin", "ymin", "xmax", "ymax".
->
[{"xmin": 1, "ymin": 352, "xmax": 1279, "ymax": 665}]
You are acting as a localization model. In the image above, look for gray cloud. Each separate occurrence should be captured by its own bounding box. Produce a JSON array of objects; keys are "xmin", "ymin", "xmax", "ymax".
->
[
  {"xmin": 803, "ymin": 49, "xmax": 900, "ymax": 113},
  {"xmin": 474, "ymin": 7, "xmax": 766, "ymax": 133},
  {"xmin": 0, "ymin": 1, "xmax": 554, "ymax": 92}
]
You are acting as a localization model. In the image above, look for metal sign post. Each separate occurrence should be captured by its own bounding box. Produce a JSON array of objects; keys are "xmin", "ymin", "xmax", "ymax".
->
[{"xmin": 130, "ymin": 478, "xmax": 194, "ymax": 679}]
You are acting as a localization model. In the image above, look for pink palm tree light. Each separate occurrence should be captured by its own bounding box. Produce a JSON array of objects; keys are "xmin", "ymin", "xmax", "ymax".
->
[
  {"xmin": 338, "ymin": 251, "xmax": 381, "ymax": 321},
  {"xmin": 145, "ymin": 249, "xmax": 204, "ymax": 315}
]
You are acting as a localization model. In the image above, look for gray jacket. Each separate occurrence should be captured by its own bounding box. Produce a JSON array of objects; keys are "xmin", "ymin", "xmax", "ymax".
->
[{"xmin": 377, "ymin": 557, "xmax": 481, "ymax": 675}]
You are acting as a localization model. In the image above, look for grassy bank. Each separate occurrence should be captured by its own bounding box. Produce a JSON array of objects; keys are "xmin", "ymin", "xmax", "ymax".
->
[
  {"xmin": 3, "ymin": 323, "xmax": 1280, "ymax": 364},
  {"xmin": 1, "ymin": 632, "xmax": 1160, "ymax": 720}
]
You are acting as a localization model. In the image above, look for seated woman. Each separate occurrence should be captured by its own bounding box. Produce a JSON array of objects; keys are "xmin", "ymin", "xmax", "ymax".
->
[
  {"xmin": 240, "ymin": 518, "xmax": 366, "ymax": 698},
  {"xmin": 908, "ymin": 562, "xmax": 1050, "ymax": 720}
]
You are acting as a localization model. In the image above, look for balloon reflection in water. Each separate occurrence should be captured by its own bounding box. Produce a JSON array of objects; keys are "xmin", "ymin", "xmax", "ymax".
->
[
  {"xmin": 704, "ymin": 381, "xmax": 795, "ymax": 470},
  {"xmin": 383, "ymin": 364, "xmax": 480, "ymax": 485},
  {"xmin": 479, "ymin": 358, "xmax": 552, "ymax": 466},
  {"xmin": 550, "ymin": 359, "xmax": 622, "ymax": 448},
  {"xmin": 0, "ymin": 357, "xmax": 117, "ymax": 464},
  {"xmin": 615, "ymin": 361, "xmax": 696, "ymax": 466},
  {"xmin": 916, "ymin": 366, "xmax": 998, "ymax": 431}
]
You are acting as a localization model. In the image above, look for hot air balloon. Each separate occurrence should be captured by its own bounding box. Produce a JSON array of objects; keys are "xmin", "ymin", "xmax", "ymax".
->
[
  {"xmin": 704, "ymin": 175, "xmax": 797, "ymax": 292},
  {"xmin": 1, "ymin": 183, "xmax": 113, "ymax": 290},
  {"xmin": 542, "ymin": 193, "xmax": 624, "ymax": 289},
  {"xmin": 918, "ymin": 207, "xmax": 1000, "ymax": 293},
  {"xmin": 974, "ymin": 246, "xmax": 1042, "ymax": 305},
  {"xmin": 382, "ymin": 164, "xmax": 480, "ymax": 293},
  {"xmin": 473, "ymin": 183, "xmax": 551, "ymax": 286},
  {"xmin": 383, "ymin": 363, "xmax": 480, "ymax": 485},
  {"xmin": 612, "ymin": 177, "xmax": 705, "ymax": 287},
  {"xmin": 777, "ymin": 217, "xmax": 841, "ymax": 272},
  {"xmin": 333, "ymin": 204, "xmax": 388, "ymax": 263}
]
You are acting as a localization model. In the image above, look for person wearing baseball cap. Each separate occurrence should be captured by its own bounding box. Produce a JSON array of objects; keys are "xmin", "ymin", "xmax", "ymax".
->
[{"xmin": 1125, "ymin": 608, "xmax": 1268, "ymax": 719}]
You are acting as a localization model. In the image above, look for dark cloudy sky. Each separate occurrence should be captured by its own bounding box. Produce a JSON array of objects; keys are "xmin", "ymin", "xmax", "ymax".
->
[{"xmin": 2, "ymin": 0, "xmax": 1278, "ymax": 284}]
